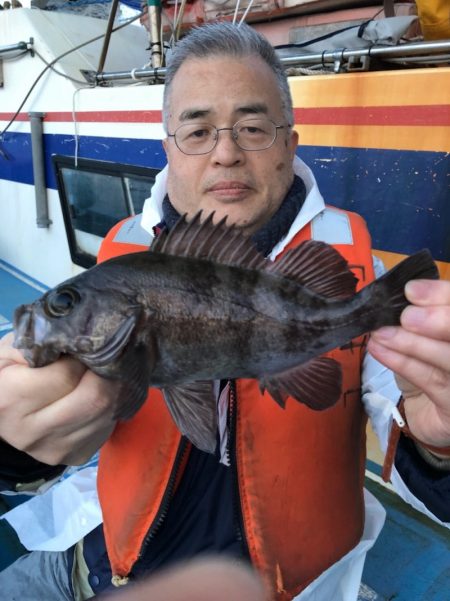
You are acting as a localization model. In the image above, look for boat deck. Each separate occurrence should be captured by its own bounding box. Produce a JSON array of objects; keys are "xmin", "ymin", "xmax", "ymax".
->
[
  {"xmin": 0, "ymin": 260, "xmax": 47, "ymax": 337},
  {"xmin": 0, "ymin": 259, "xmax": 449, "ymax": 599}
]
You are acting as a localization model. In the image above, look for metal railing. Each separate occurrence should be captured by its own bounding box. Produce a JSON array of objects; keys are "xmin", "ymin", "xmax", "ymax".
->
[
  {"xmin": 92, "ymin": 38, "xmax": 450, "ymax": 84},
  {"xmin": 0, "ymin": 39, "xmax": 32, "ymax": 56}
]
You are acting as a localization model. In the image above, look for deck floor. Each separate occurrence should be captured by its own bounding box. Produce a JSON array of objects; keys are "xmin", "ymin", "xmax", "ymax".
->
[
  {"xmin": 0, "ymin": 259, "xmax": 47, "ymax": 337},
  {"xmin": 0, "ymin": 259, "xmax": 449, "ymax": 599},
  {"xmin": 363, "ymin": 475, "xmax": 450, "ymax": 601}
]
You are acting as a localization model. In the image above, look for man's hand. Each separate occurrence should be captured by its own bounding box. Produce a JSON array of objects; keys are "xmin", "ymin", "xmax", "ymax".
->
[
  {"xmin": 368, "ymin": 279, "xmax": 450, "ymax": 450},
  {"xmin": 0, "ymin": 333, "xmax": 118, "ymax": 466},
  {"xmin": 100, "ymin": 558, "xmax": 267, "ymax": 601}
]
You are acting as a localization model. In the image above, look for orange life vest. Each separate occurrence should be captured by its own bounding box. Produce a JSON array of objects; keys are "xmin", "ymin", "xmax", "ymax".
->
[{"xmin": 97, "ymin": 207, "xmax": 375, "ymax": 600}]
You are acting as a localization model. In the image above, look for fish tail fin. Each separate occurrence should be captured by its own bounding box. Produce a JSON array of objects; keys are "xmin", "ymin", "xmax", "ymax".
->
[{"xmin": 373, "ymin": 249, "xmax": 439, "ymax": 323}]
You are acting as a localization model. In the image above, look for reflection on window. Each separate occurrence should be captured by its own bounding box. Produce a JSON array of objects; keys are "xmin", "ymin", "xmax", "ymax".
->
[{"xmin": 53, "ymin": 156, "xmax": 159, "ymax": 268}]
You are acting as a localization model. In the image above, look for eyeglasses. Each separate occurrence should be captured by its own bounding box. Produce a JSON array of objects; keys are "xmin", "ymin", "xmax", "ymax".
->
[{"xmin": 167, "ymin": 118, "xmax": 290, "ymax": 155}]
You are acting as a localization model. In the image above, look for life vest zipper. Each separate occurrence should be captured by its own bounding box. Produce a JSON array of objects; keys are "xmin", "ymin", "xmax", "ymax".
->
[
  {"xmin": 227, "ymin": 379, "xmax": 250, "ymax": 558},
  {"xmin": 137, "ymin": 438, "xmax": 190, "ymax": 555}
]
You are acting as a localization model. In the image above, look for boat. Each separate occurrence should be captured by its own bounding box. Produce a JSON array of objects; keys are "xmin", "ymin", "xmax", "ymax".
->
[{"xmin": 0, "ymin": 1, "xmax": 449, "ymax": 598}]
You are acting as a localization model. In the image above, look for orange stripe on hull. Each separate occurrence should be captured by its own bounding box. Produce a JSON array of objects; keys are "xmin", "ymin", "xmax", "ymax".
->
[
  {"xmin": 0, "ymin": 110, "xmax": 163, "ymax": 123},
  {"xmin": 294, "ymin": 105, "xmax": 450, "ymax": 127},
  {"xmin": 295, "ymin": 124, "xmax": 450, "ymax": 152},
  {"xmin": 289, "ymin": 68, "xmax": 450, "ymax": 108}
]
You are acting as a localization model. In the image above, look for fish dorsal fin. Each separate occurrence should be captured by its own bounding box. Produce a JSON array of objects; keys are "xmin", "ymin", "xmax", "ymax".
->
[
  {"xmin": 266, "ymin": 240, "xmax": 358, "ymax": 298},
  {"xmin": 150, "ymin": 211, "xmax": 267, "ymax": 270}
]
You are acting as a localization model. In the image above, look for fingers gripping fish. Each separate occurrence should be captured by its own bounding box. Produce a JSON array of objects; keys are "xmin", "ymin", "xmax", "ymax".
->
[{"xmin": 13, "ymin": 212, "xmax": 439, "ymax": 452}]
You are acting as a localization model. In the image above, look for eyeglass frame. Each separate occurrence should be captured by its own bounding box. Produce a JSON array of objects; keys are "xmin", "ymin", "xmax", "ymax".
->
[{"xmin": 166, "ymin": 117, "xmax": 291, "ymax": 156}]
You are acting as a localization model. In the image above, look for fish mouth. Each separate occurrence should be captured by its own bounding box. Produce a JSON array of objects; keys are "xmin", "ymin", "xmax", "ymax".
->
[
  {"xmin": 13, "ymin": 306, "xmax": 60, "ymax": 367},
  {"xmin": 77, "ymin": 314, "xmax": 137, "ymax": 367},
  {"xmin": 21, "ymin": 344, "xmax": 61, "ymax": 368},
  {"xmin": 14, "ymin": 305, "xmax": 138, "ymax": 369}
]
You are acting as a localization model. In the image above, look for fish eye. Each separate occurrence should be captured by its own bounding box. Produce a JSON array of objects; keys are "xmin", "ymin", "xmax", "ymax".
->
[{"xmin": 45, "ymin": 288, "xmax": 80, "ymax": 317}]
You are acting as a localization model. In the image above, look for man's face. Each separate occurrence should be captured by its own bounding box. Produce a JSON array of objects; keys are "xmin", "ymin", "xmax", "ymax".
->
[{"xmin": 163, "ymin": 55, "xmax": 299, "ymax": 235}]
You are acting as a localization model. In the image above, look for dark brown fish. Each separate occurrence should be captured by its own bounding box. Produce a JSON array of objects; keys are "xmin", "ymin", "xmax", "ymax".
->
[{"xmin": 13, "ymin": 213, "xmax": 439, "ymax": 452}]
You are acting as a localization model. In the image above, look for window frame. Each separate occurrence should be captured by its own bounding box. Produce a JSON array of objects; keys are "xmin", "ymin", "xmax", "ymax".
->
[{"xmin": 52, "ymin": 155, "xmax": 160, "ymax": 269}]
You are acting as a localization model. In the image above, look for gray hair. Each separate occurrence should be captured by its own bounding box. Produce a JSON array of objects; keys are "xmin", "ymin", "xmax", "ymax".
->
[{"xmin": 162, "ymin": 22, "xmax": 293, "ymax": 131}]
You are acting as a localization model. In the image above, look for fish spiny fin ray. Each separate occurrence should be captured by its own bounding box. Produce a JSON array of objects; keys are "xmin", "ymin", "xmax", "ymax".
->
[
  {"xmin": 149, "ymin": 229, "xmax": 168, "ymax": 253},
  {"xmin": 162, "ymin": 381, "xmax": 218, "ymax": 453},
  {"xmin": 260, "ymin": 357, "xmax": 342, "ymax": 411},
  {"xmin": 267, "ymin": 240, "xmax": 358, "ymax": 298},
  {"xmin": 150, "ymin": 211, "xmax": 267, "ymax": 270}
]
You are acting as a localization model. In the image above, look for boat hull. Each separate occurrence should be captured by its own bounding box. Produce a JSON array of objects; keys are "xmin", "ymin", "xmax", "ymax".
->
[{"xmin": 0, "ymin": 10, "xmax": 449, "ymax": 284}]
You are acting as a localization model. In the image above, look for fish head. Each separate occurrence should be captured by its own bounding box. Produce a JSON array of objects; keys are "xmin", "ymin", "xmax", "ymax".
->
[{"xmin": 13, "ymin": 276, "xmax": 142, "ymax": 371}]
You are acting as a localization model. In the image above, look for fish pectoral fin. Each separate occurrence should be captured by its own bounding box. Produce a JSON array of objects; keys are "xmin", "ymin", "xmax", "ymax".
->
[
  {"xmin": 162, "ymin": 381, "xmax": 217, "ymax": 453},
  {"xmin": 260, "ymin": 357, "xmax": 342, "ymax": 411},
  {"xmin": 259, "ymin": 380, "xmax": 288, "ymax": 408},
  {"xmin": 265, "ymin": 240, "xmax": 357, "ymax": 299},
  {"xmin": 114, "ymin": 344, "xmax": 151, "ymax": 421}
]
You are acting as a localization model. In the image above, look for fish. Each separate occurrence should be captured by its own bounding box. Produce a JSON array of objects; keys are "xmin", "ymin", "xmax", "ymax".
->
[{"xmin": 13, "ymin": 212, "xmax": 439, "ymax": 452}]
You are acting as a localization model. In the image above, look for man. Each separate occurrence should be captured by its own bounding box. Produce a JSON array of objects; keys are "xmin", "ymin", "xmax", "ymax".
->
[{"xmin": 0, "ymin": 21, "xmax": 449, "ymax": 601}]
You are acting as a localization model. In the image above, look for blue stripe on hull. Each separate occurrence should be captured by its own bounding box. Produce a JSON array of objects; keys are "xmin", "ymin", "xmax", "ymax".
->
[
  {"xmin": 299, "ymin": 146, "xmax": 450, "ymax": 262},
  {"xmin": 1, "ymin": 132, "xmax": 449, "ymax": 261},
  {"xmin": 0, "ymin": 132, "xmax": 166, "ymax": 188}
]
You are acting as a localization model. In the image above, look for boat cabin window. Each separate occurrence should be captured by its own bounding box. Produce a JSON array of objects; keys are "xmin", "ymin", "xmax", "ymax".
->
[{"xmin": 53, "ymin": 156, "xmax": 159, "ymax": 269}]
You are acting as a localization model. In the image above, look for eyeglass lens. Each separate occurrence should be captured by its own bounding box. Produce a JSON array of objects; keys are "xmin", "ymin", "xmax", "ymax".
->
[{"xmin": 173, "ymin": 118, "xmax": 278, "ymax": 154}]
